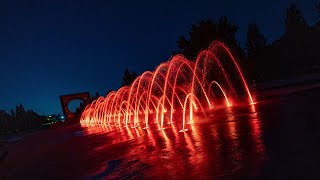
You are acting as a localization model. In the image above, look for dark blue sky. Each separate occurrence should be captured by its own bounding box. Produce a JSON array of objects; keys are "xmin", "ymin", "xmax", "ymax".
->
[{"xmin": 0, "ymin": 0, "xmax": 317, "ymax": 115}]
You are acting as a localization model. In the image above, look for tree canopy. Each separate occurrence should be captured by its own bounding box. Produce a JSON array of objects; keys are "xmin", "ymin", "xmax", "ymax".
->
[
  {"xmin": 176, "ymin": 17, "xmax": 241, "ymax": 60},
  {"xmin": 121, "ymin": 68, "xmax": 138, "ymax": 87},
  {"xmin": 285, "ymin": 4, "xmax": 308, "ymax": 34},
  {"xmin": 246, "ymin": 23, "xmax": 267, "ymax": 57},
  {"xmin": 175, "ymin": 4, "xmax": 319, "ymax": 83}
]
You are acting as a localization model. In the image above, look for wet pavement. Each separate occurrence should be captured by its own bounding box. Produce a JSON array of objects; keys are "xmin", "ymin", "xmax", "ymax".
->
[{"xmin": 0, "ymin": 84, "xmax": 319, "ymax": 179}]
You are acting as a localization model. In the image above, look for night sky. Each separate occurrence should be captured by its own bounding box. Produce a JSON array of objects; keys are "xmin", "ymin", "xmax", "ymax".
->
[{"xmin": 0, "ymin": 0, "xmax": 317, "ymax": 115}]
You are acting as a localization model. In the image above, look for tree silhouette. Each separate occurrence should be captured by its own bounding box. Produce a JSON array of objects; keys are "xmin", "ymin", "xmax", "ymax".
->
[
  {"xmin": 246, "ymin": 3, "xmax": 320, "ymax": 82},
  {"xmin": 285, "ymin": 4, "xmax": 308, "ymax": 35},
  {"xmin": 121, "ymin": 68, "xmax": 138, "ymax": 87},
  {"xmin": 245, "ymin": 23, "xmax": 267, "ymax": 82},
  {"xmin": 279, "ymin": 4, "xmax": 315, "ymax": 75},
  {"xmin": 246, "ymin": 23, "xmax": 267, "ymax": 57},
  {"xmin": 176, "ymin": 19, "xmax": 216, "ymax": 60},
  {"xmin": 315, "ymin": 2, "xmax": 320, "ymax": 17},
  {"xmin": 176, "ymin": 17, "xmax": 242, "ymax": 60},
  {"xmin": 315, "ymin": 2, "xmax": 320, "ymax": 28},
  {"xmin": 92, "ymin": 91, "xmax": 100, "ymax": 100},
  {"xmin": 0, "ymin": 104, "xmax": 44, "ymax": 135},
  {"xmin": 106, "ymin": 90, "xmax": 112, "ymax": 96}
]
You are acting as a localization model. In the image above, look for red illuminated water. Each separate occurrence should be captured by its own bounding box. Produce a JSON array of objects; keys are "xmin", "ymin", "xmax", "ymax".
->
[{"xmin": 80, "ymin": 41, "xmax": 254, "ymax": 132}]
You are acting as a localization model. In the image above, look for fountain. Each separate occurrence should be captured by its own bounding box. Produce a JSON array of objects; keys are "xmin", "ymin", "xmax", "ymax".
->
[{"xmin": 80, "ymin": 40, "xmax": 254, "ymax": 132}]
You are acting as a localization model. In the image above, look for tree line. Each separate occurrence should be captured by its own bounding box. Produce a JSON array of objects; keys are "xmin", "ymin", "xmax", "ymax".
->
[
  {"xmin": 0, "ymin": 104, "xmax": 45, "ymax": 135},
  {"xmin": 122, "ymin": 3, "xmax": 320, "ymax": 87},
  {"xmin": 175, "ymin": 4, "xmax": 320, "ymax": 84}
]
